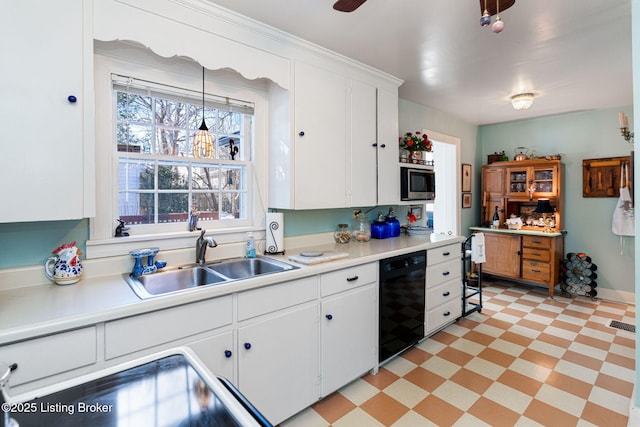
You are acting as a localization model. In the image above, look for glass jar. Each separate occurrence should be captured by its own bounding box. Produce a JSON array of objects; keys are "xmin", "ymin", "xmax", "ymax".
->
[
  {"xmin": 352, "ymin": 212, "xmax": 371, "ymax": 242},
  {"xmin": 334, "ymin": 224, "xmax": 352, "ymax": 244}
]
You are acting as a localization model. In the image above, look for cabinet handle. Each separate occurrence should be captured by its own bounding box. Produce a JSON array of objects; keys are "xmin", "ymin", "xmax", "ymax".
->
[
  {"xmin": 244, "ymin": 343, "xmax": 252, "ymax": 350},
  {"xmin": 443, "ymin": 291, "xmax": 450, "ymax": 297},
  {"xmin": 443, "ymin": 311, "xmax": 451, "ymax": 317},
  {"xmin": 298, "ymin": 131, "xmax": 305, "ymax": 137},
  {"xmin": 67, "ymin": 95, "xmax": 77, "ymax": 103},
  {"xmin": 224, "ymin": 350, "xmax": 232, "ymax": 358},
  {"xmin": 531, "ymin": 269, "xmax": 541, "ymax": 273},
  {"xmin": 326, "ymin": 314, "xmax": 333, "ymax": 320},
  {"xmin": 346, "ymin": 275, "xmax": 359, "ymax": 282},
  {"xmin": 442, "ymin": 271, "xmax": 450, "ymax": 276}
]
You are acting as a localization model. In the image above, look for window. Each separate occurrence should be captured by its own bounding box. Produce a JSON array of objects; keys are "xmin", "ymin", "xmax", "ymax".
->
[{"xmin": 114, "ymin": 76, "xmax": 253, "ymax": 232}]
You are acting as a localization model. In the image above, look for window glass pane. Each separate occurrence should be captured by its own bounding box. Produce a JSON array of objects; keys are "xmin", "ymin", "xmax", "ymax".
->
[
  {"xmin": 119, "ymin": 159, "xmax": 155, "ymax": 191},
  {"xmin": 117, "ymin": 93, "xmax": 153, "ymax": 123},
  {"xmin": 155, "ymin": 98, "xmax": 187, "ymax": 127},
  {"xmin": 157, "ymin": 162, "xmax": 188, "ymax": 190},
  {"xmin": 119, "ymin": 193, "xmax": 155, "ymax": 225},
  {"xmin": 220, "ymin": 192, "xmax": 242, "ymax": 220},
  {"xmin": 218, "ymin": 111, "xmax": 241, "ymax": 134},
  {"xmin": 118, "ymin": 124, "xmax": 153, "ymax": 153},
  {"xmin": 158, "ymin": 193, "xmax": 189, "ymax": 222},
  {"xmin": 220, "ymin": 166, "xmax": 243, "ymax": 191},
  {"xmin": 155, "ymin": 128, "xmax": 188, "ymax": 155},
  {"xmin": 193, "ymin": 193, "xmax": 219, "ymax": 220},
  {"xmin": 192, "ymin": 165, "xmax": 220, "ymax": 191}
]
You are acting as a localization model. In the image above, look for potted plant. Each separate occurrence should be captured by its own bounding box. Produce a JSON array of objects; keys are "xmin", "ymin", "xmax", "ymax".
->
[{"xmin": 399, "ymin": 131, "xmax": 433, "ymax": 163}]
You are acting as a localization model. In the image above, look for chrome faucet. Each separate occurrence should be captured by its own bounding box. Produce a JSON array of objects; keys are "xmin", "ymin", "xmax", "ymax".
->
[{"xmin": 196, "ymin": 229, "xmax": 217, "ymax": 265}]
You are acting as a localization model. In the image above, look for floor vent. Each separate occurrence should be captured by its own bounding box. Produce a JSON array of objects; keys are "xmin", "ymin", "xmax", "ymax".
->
[{"xmin": 609, "ymin": 320, "xmax": 635, "ymax": 333}]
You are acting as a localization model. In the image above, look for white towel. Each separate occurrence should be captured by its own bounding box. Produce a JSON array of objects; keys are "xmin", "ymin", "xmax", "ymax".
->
[{"xmin": 471, "ymin": 233, "xmax": 486, "ymax": 263}]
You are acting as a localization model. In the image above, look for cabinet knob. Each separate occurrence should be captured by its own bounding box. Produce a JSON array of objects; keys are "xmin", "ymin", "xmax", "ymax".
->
[
  {"xmin": 443, "ymin": 311, "xmax": 451, "ymax": 317},
  {"xmin": 298, "ymin": 131, "xmax": 305, "ymax": 137},
  {"xmin": 372, "ymin": 143, "xmax": 378, "ymax": 147},
  {"xmin": 346, "ymin": 275, "xmax": 359, "ymax": 282},
  {"xmin": 224, "ymin": 350, "xmax": 233, "ymax": 358},
  {"xmin": 67, "ymin": 95, "xmax": 77, "ymax": 103},
  {"xmin": 443, "ymin": 291, "xmax": 450, "ymax": 297},
  {"xmin": 380, "ymin": 144, "xmax": 386, "ymax": 148},
  {"xmin": 326, "ymin": 314, "xmax": 333, "ymax": 320},
  {"xmin": 244, "ymin": 342, "xmax": 252, "ymax": 350},
  {"xmin": 442, "ymin": 271, "xmax": 450, "ymax": 276}
]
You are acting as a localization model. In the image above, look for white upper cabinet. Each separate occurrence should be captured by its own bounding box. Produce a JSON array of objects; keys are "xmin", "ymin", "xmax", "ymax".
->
[
  {"xmin": 292, "ymin": 62, "xmax": 348, "ymax": 209},
  {"xmin": 376, "ymin": 88, "xmax": 401, "ymax": 205},
  {"xmin": 349, "ymin": 80, "xmax": 378, "ymax": 207},
  {"xmin": 0, "ymin": 0, "xmax": 95, "ymax": 222}
]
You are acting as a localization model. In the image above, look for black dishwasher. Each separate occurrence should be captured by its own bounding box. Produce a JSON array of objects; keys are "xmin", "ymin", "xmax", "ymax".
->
[{"xmin": 379, "ymin": 250, "xmax": 426, "ymax": 362}]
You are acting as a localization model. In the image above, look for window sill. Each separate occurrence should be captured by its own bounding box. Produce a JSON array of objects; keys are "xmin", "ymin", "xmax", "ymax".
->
[{"xmin": 86, "ymin": 227, "xmax": 263, "ymax": 259}]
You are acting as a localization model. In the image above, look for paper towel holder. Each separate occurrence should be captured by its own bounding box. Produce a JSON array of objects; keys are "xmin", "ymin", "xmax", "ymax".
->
[{"xmin": 265, "ymin": 213, "xmax": 286, "ymax": 255}]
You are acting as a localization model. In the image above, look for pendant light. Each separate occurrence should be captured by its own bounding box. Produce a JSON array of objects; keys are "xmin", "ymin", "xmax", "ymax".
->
[{"xmin": 193, "ymin": 66, "xmax": 214, "ymax": 158}]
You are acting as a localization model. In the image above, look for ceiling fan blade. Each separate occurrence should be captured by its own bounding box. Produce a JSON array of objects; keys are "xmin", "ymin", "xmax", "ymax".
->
[
  {"xmin": 478, "ymin": 0, "xmax": 516, "ymax": 15},
  {"xmin": 333, "ymin": 0, "xmax": 367, "ymax": 13}
]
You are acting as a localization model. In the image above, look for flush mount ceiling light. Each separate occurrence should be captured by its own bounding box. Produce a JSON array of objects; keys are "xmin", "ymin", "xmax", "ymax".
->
[
  {"xmin": 193, "ymin": 66, "xmax": 215, "ymax": 158},
  {"xmin": 510, "ymin": 92, "xmax": 535, "ymax": 110}
]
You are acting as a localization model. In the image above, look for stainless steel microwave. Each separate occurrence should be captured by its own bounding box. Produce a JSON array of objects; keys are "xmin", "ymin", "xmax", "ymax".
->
[{"xmin": 400, "ymin": 166, "xmax": 435, "ymax": 201}]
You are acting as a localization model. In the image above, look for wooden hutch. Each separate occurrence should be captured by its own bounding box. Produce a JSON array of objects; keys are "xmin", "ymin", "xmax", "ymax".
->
[{"xmin": 471, "ymin": 159, "xmax": 564, "ymax": 296}]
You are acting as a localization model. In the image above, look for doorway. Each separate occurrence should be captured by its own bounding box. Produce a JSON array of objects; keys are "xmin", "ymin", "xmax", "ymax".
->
[{"xmin": 423, "ymin": 129, "xmax": 461, "ymax": 236}]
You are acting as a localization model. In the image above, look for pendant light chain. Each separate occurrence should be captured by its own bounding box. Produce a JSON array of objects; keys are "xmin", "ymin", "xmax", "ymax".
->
[{"xmin": 193, "ymin": 66, "xmax": 215, "ymax": 158}]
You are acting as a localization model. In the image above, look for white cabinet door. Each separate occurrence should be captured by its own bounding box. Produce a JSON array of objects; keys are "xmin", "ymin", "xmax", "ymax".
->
[
  {"xmin": 376, "ymin": 88, "xmax": 400, "ymax": 205},
  {"xmin": 349, "ymin": 80, "xmax": 378, "ymax": 207},
  {"xmin": 188, "ymin": 330, "xmax": 235, "ymax": 383},
  {"xmin": 0, "ymin": 0, "xmax": 93, "ymax": 222},
  {"xmin": 321, "ymin": 284, "xmax": 377, "ymax": 396},
  {"xmin": 293, "ymin": 61, "xmax": 347, "ymax": 209},
  {"xmin": 237, "ymin": 303, "xmax": 319, "ymax": 425}
]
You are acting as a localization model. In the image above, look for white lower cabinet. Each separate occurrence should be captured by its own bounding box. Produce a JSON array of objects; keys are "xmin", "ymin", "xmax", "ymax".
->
[
  {"xmin": 188, "ymin": 330, "xmax": 235, "ymax": 381},
  {"xmin": 426, "ymin": 243, "xmax": 462, "ymax": 335},
  {"xmin": 321, "ymin": 284, "xmax": 376, "ymax": 396},
  {"xmin": 237, "ymin": 303, "xmax": 319, "ymax": 425}
]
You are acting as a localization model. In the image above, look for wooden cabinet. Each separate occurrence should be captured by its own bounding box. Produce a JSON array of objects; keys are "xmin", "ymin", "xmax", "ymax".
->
[
  {"xmin": 320, "ymin": 263, "xmax": 377, "ymax": 396},
  {"xmin": 425, "ymin": 243, "xmax": 462, "ymax": 334},
  {"xmin": 0, "ymin": 0, "xmax": 94, "ymax": 222},
  {"xmin": 482, "ymin": 233, "xmax": 521, "ymax": 279},
  {"xmin": 477, "ymin": 230, "xmax": 564, "ymax": 296},
  {"xmin": 481, "ymin": 159, "xmax": 563, "ymax": 229}
]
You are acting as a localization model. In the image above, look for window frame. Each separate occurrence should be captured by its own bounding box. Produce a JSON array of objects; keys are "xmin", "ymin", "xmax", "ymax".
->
[{"xmin": 87, "ymin": 42, "xmax": 270, "ymax": 259}]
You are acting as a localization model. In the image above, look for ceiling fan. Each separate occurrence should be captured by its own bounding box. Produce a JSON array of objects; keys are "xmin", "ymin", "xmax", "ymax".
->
[{"xmin": 333, "ymin": 0, "xmax": 515, "ymax": 14}]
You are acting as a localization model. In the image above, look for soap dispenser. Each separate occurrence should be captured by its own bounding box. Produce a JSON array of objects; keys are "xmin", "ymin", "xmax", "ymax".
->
[{"xmin": 385, "ymin": 208, "xmax": 401, "ymax": 238}]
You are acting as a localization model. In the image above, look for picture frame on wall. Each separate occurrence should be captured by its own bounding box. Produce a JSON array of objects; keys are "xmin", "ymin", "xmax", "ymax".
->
[
  {"xmin": 462, "ymin": 192, "xmax": 472, "ymax": 209},
  {"xmin": 462, "ymin": 163, "xmax": 472, "ymax": 192}
]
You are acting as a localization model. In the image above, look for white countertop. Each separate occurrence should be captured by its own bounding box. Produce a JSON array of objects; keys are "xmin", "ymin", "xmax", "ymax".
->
[
  {"xmin": 0, "ymin": 234, "xmax": 463, "ymax": 345},
  {"xmin": 469, "ymin": 226, "xmax": 565, "ymax": 237}
]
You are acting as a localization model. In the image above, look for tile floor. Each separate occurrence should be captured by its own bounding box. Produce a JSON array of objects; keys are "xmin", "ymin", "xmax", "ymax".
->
[{"xmin": 281, "ymin": 280, "xmax": 636, "ymax": 427}]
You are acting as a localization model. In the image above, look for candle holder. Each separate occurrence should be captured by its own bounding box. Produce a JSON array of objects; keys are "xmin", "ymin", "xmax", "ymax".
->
[{"xmin": 621, "ymin": 127, "xmax": 634, "ymax": 144}]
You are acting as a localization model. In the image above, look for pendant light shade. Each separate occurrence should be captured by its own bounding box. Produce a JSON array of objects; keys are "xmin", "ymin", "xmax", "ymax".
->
[{"xmin": 193, "ymin": 67, "xmax": 214, "ymax": 158}]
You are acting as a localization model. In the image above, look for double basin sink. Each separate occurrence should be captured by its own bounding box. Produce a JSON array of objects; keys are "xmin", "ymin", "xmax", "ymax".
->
[{"xmin": 124, "ymin": 256, "xmax": 298, "ymax": 299}]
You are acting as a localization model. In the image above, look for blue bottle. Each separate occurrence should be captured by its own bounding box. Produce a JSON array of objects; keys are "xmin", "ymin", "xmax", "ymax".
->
[
  {"xmin": 385, "ymin": 208, "xmax": 401, "ymax": 238},
  {"xmin": 371, "ymin": 212, "xmax": 390, "ymax": 239}
]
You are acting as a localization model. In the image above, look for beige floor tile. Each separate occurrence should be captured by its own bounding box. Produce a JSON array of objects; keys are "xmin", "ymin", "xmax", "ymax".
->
[
  {"xmin": 463, "ymin": 357, "xmax": 507, "ymax": 381},
  {"xmin": 508, "ymin": 358, "xmax": 552, "ymax": 383},
  {"xmin": 588, "ymin": 385, "xmax": 632, "ymax": 416},
  {"xmin": 419, "ymin": 355, "xmax": 462, "ymax": 379},
  {"xmin": 488, "ymin": 338, "xmax": 526, "ymax": 358},
  {"xmin": 338, "ymin": 377, "xmax": 381, "ymax": 406},
  {"xmin": 431, "ymin": 380, "xmax": 480, "ymax": 411},
  {"xmin": 449, "ymin": 336, "xmax": 486, "ymax": 356},
  {"xmin": 332, "ymin": 407, "xmax": 384, "ymax": 427},
  {"xmin": 534, "ymin": 384, "xmax": 587, "ymax": 417},
  {"xmin": 391, "ymin": 410, "xmax": 439, "ymax": 427},
  {"xmin": 383, "ymin": 354, "xmax": 418, "ymax": 377},
  {"xmin": 483, "ymin": 382, "xmax": 533, "ymax": 414},
  {"xmin": 383, "ymin": 378, "xmax": 429, "ymax": 409}
]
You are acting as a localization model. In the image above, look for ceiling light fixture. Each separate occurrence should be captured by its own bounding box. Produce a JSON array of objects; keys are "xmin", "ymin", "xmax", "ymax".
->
[
  {"xmin": 510, "ymin": 92, "xmax": 534, "ymax": 110},
  {"xmin": 478, "ymin": 0, "xmax": 515, "ymax": 33},
  {"xmin": 193, "ymin": 66, "xmax": 215, "ymax": 158}
]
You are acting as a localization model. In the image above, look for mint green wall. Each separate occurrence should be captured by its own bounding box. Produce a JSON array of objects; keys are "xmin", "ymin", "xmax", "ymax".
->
[
  {"xmin": 0, "ymin": 220, "xmax": 89, "ymax": 269},
  {"xmin": 479, "ymin": 107, "xmax": 634, "ymax": 294}
]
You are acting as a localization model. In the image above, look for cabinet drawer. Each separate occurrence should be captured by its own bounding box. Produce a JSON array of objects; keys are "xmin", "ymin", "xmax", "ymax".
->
[
  {"xmin": 1, "ymin": 326, "xmax": 97, "ymax": 387},
  {"xmin": 427, "ymin": 279, "xmax": 461, "ymax": 309},
  {"xmin": 522, "ymin": 247, "xmax": 551, "ymax": 262},
  {"xmin": 522, "ymin": 260, "xmax": 551, "ymax": 283},
  {"xmin": 320, "ymin": 262, "xmax": 376, "ymax": 297},
  {"xmin": 428, "ymin": 243, "xmax": 461, "ymax": 266},
  {"xmin": 522, "ymin": 236, "xmax": 551, "ymax": 249},
  {"xmin": 238, "ymin": 276, "xmax": 318, "ymax": 320},
  {"xmin": 427, "ymin": 258, "xmax": 461, "ymax": 288},
  {"xmin": 426, "ymin": 299, "xmax": 460, "ymax": 334},
  {"xmin": 105, "ymin": 296, "xmax": 232, "ymax": 359}
]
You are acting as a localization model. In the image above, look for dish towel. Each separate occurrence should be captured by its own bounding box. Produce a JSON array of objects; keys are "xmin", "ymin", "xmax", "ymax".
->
[{"xmin": 471, "ymin": 233, "xmax": 486, "ymax": 263}]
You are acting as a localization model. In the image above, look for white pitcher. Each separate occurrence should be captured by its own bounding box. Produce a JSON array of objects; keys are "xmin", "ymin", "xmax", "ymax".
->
[{"xmin": 44, "ymin": 241, "xmax": 83, "ymax": 285}]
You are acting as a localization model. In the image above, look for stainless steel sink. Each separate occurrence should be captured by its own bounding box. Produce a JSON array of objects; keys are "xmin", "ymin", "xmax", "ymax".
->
[
  {"xmin": 124, "ymin": 266, "xmax": 228, "ymax": 299},
  {"xmin": 124, "ymin": 256, "xmax": 298, "ymax": 299},
  {"xmin": 206, "ymin": 256, "xmax": 298, "ymax": 279}
]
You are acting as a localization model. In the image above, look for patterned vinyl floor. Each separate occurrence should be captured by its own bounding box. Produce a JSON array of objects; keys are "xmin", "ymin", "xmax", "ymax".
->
[{"xmin": 281, "ymin": 280, "xmax": 636, "ymax": 427}]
